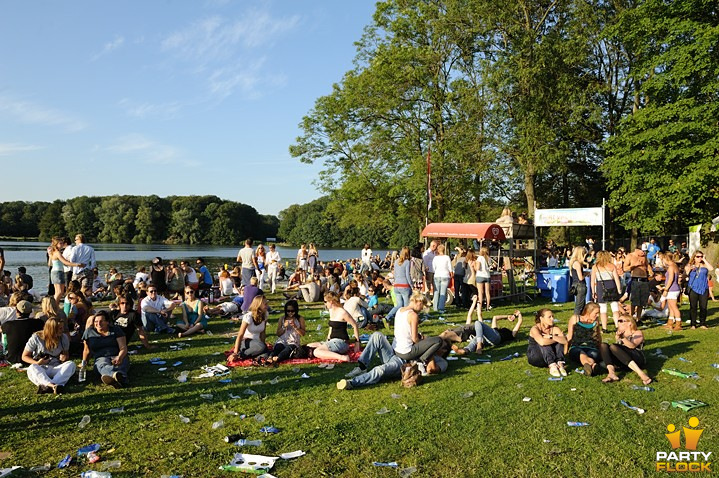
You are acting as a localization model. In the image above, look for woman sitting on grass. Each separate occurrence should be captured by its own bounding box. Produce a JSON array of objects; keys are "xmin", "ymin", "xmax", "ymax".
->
[
  {"xmin": 600, "ymin": 315, "xmax": 652, "ymax": 385},
  {"xmin": 307, "ymin": 292, "xmax": 360, "ymax": 362},
  {"xmin": 527, "ymin": 308, "xmax": 568, "ymax": 377},
  {"xmin": 176, "ymin": 287, "xmax": 208, "ymax": 338},
  {"xmin": 392, "ymin": 291, "xmax": 443, "ymax": 365},
  {"xmin": 266, "ymin": 299, "xmax": 306, "ymax": 366},
  {"xmin": 82, "ymin": 310, "xmax": 129, "ymax": 388},
  {"xmin": 566, "ymin": 302, "xmax": 602, "ymax": 377},
  {"xmin": 22, "ymin": 317, "xmax": 76, "ymax": 394},
  {"xmin": 228, "ymin": 295, "xmax": 269, "ymax": 363}
]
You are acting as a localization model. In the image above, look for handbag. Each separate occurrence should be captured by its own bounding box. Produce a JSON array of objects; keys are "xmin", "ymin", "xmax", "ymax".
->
[
  {"xmin": 400, "ymin": 362, "xmax": 422, "ymax": 388},
  {"xmin": 569, "ymin": 282, "xmax": 578, "ymax": 296},
  {"xmin": 598, "ymin": 267, "xmax": 620, "ymax": 302}
]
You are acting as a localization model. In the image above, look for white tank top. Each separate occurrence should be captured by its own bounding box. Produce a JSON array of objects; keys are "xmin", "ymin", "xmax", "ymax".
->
[{"xmin": 392, "ymin": 308, "xmax": 414, "ymax": 354}]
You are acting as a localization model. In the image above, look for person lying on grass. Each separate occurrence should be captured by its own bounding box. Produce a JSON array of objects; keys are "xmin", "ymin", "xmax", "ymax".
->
[
  {"xmin": 600, "ymin": 315, "xmax": 652, "ymax": 385},
  {"xmin": 266, "ymin": 299, "xmax": 307, "ymax": 367},
  {"xmin": 566, "ymin": 302, "xmax": 602, "ymax": 377},
  {"xmin": 442, "ymin": 310, "xmax": 523, "ymax": 355},
  {"xmin": 307, "ymin": 291, "xmax": 360, "ymax": 363},
  {"xmin": 176, "ymin": 287, "xmax": 209, "ymax": 338},
  {"xmin": 82, "ymin": 310, "xmax": 129, "ymax": 388},
  {"xmin": 527, "ymin": 308, "xmax": 568, "ymax": 378},
  {"xmin": 228, "ymin": 294, "xmax": 269, "ymax": 363}
]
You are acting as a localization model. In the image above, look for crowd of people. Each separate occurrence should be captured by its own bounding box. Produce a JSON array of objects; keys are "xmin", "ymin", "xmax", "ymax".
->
[{"xmin": 0, "ymin": 233, "xmax": 715, "ymax": 394}]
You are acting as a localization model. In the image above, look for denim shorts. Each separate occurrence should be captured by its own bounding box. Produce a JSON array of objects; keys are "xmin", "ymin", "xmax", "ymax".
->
[
  {"xmin": 51, "ymin": 270, "xmax": 65, "ymax": 285},
  {"xmin": 476, "ymin": 276, "xmax": 490, "ymax": 284},
  {"xmin": 324, "ymin": 338, "xmax": 349, "ymax": 354}
]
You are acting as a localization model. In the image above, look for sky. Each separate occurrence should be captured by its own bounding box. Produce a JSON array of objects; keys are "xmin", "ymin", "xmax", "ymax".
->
[{"xmin": 0, "ymin": 0, "xmax": 377, "ymax": 216}]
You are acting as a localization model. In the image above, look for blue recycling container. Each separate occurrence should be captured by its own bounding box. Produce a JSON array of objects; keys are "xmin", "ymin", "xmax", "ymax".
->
[{"xmin": 551, "ymin": 270, "xmax": 571, "ymax": 303}]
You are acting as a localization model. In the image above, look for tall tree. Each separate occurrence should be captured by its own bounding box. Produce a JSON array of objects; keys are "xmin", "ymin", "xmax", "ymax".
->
[{"xmin": 602, "ymin": 0, "xmax": 719, "ymax": 232}]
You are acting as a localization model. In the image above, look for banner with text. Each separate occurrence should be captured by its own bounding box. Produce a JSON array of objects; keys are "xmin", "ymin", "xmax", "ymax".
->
[{"xmin": 535, "ymin": 207, "xmax": 604, "ymax": 227}]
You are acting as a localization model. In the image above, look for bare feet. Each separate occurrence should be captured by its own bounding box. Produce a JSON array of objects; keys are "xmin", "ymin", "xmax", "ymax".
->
[
  {"xmin": 700, "ymin": 325, "xmax": 708, "ymax": 330},
  {"xmin": 451, "ymin": 345, "xmax": 466, "ymax": 355},
  {"xmin": 642, "ymin": 376, "xmax": 653, "ymax": 385},
  {"xmin": 602, "ymin": 375, "xmax": 619, "ymax": 383}
]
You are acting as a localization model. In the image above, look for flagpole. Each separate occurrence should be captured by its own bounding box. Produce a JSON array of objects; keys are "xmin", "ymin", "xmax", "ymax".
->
[{"xmin": 425, "ymin": 145, "xmax": 431, "ymax": 246}]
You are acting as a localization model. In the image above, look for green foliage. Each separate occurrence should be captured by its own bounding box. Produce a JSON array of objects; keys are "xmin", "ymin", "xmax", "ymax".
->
[
  {"xmin": 0, "ymin": 196, "xmax": 278, "ymax": 245},
  {"xmin": 603, "ymin": 0, "xmax": 719, "ymax": 232}
]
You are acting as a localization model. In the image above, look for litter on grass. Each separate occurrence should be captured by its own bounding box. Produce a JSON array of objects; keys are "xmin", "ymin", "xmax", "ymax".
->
[
  {"xmin": 259, "ymin": 427, "xmax": 280, "ymax": 434},
  {"xmin": 391, "ymin": 393, "xmax": 401, "ymax": 399},
  {"xmin": 78, "ymin": 415, "xmax": 91, "ymax": 429},
  {"xmin": 373, "ymin": 462, "xmax": 399, "ymax": 468},
  {"xmin": 678, "ymin": 357, "xmax": 693, "ymax": 363},
  {"xmin": 57, "ymin": 454, "xmax": 72, "ymax": 468},
  {"xmin": 399, "ymin": 466, "xmax": 418, "ymax": 477},
  {"xmin": 219, "ymin": 379, "xmax": 232, "ymax": 384},
  {"xmin": 109, "ymin": 407, "xmax": 124, "ymax": 413},
  {"xmin": 500, "ymin": 352, "xmax": 520, "ymax": 361},
  {"xmin": 301, "ymin": 373, "xmax": 311, "ymax": 379},
  {"xmin": 672, "ymin": 399, "xmax": 708, "ymax": 412},
  {"xmin": 462, "ymin": 391, "xmax": 474, "ymax": 398},
  {"xmin": 212, "ymin": 420, "xmax": 224, "ymax": 429},
  {"xmin": 77, "ymin": 444, "xmax": 101, "ymax": 456},
  {"xmin": 179, "ymin": 415, "xmax": 190, "ymax": 424},
  {"xmin": 662, "ymin": 368, "xmax": 699, "ymax": 379},
  {"xmin": 254, "ymin": 414, "xmax": 265, "ymax": 423},
  {"xmin": 250, "ymin": 380, "xmax": 263, "ymax": 386},
  {"xmin": 173, "ymin": 361, "xmax": 182, "ymax": 367},
  {"xmin": 200, "ymin": 393, "xmax": 213, "ymax": 400},
  {"xmin": 376, "ymin": 407, "xmax": 391, "ymax": 415},
  {"xmin": 243, "ymin": 389, "xmax": 257, "ymax": 396},
  {"xmin": 566, "ymin": 421, "xmax": 590, "ymax": 427},
  {"xmin": 279, "ymin": 450, "xmax": 306, "ymax": 460},
  {"xmin": 620, "ymin": 400, "xmax": 645, "ymax": 414},
  {"xmin": 177, "ymin": 371, "xmax": 189, "ymax": 383},
  {"xmin": 157, "ymin": 367, "xmax": 167, "ymax": 371},
  {"xmin": 523, "ymin": 397, "xmax": 532, "ymax": 402},
  {"xmin": 0, "ymin": 468, "xmax": 21, "ymax": 477},
  {"xmin": 548, "ymin": 377, "xmax": 563, "ymax": 381}
]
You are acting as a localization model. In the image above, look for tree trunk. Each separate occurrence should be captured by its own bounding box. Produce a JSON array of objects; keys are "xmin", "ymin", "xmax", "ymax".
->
[
  {"xmin": 524, "ymin": 173, "xmax": 536, "ymax": 218},
  {"xmin": 630, "ymin": 227, "xmax": 638, "ymax": 250}
]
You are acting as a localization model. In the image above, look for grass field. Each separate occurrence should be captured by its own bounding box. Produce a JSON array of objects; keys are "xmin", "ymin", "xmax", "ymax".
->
[{"xmin": 1, "ymin": 291, "xmax": 718, "ymax": 477}]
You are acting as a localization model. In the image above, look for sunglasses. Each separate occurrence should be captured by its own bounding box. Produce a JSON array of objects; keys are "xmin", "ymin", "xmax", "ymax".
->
[
  {"xmin": 186, "ymin": 290, "xmax": 194, "ymax": 294},
  {"xmin": 68, "ymin": 296, "xmax": 77, "ymax": 300},
  {"xmin": 617, "ymin": 319, "xmax": 628, "ymax": 323},
  {"xmin": 148, "ymin": 290, "xmax": 157, "ymax": 293},
  {"xmin": 119, "ymin": 301, "xmax": 128, "ymax": 305},
  {"xmin": 696, "ymin": 255, "xmax": 704, "ymax": 259}
]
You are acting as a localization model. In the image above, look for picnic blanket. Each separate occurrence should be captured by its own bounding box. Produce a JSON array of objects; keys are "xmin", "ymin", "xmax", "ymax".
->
[{"xmin": 225, "ymin": 346, "xmax": 361, "ymax": 367}]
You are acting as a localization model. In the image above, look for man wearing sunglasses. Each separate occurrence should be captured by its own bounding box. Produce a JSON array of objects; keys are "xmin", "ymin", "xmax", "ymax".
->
[{"xmin": 140, "ymin": 287, "xmax": 176, "ymax": 334}]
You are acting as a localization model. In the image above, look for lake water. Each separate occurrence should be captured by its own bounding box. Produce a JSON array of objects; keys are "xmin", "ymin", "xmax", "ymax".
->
[{"xmin": 0, "ymin": 241, "xmax": 392, "ymax": 294}]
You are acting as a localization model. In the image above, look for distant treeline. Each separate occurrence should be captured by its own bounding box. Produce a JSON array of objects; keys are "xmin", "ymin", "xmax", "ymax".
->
[{"xmin": 0, "ymin": 195, "xmax": 279, "ymax": 245}]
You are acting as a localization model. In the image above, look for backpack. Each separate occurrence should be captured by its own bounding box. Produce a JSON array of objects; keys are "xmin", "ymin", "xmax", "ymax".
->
[{"xmin": 409, "ymin": 257, "xmax": 424, "ymax": 289}]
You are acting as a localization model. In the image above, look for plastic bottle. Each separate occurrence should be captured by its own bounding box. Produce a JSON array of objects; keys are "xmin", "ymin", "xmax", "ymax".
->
[
  {"xmin": 224, "ymin": 434, "xmax": 245, "ymax": 443},
  {"xmin": 566, "ymin": 421, "xmax": 590, "ymax": 427},
  {"xmin": 80, "ymin": 472, "xmax": 112, "ymax": 478},
  {"xmin": 711, "ymin": 363, "xmax": 719, "ymax": 369},
  {"xmin": 234, "ymin": 439, "xmax": 262, "ymax": 447},
  {"xmin": 78, "ymin": 415, "xmax": 91, "ymax": 429},
  {"xmin": 212, "ymin": 420, "xmax": 224, "ymax": 429},
  {"xmin": 630, "ymin": 385, "xmax": 655, "ymax": 392},
  {"xmin": 79, "ymin": 366, "xmax": 87, "ymax": 383},
  {"xmin": 102, "ymin": 460, "xmax": 122, "ymax": 469}
]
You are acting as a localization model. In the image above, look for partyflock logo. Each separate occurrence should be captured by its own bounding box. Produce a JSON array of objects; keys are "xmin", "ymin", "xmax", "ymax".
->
[{"xmin": 656, "ymin": 417, "xmax": 712, "ymax": 472}]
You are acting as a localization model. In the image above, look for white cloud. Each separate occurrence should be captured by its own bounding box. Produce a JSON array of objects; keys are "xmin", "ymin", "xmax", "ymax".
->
[
  {"xmin": 117, "ymin": 98, "xmax": 183, "ymax": 119},
  {"xmin": 91, "ymin": 35, "xmax": 125, "ymax": 61},
  {"xmin": 106, "ymin": 134, "xmax": 198, "ymax": 167},
  {"xmin": 0, "ymin": 143, "xmax": 43, "ymax": 156},
  {"xmin": 162, "ymin": 11, "xmax": 300, "ymax": 60},
  {"xmin": 0, "ymin": 95, "xmax": 86, "ymax": 132}
]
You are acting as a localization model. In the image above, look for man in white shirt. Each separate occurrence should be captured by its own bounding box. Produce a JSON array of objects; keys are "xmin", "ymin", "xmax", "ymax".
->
[
  {"xmin": 423, "ymin": 240, "xmax": 438, "ymax": 294},
  {"xmin": 360, "ymin": 244, "xmax": 373, "ymax": 274},
  {"xmin": 140, "ymin": 286, "xmax": 176, "ymax": 333},
  {"xmin": 61, "ymin": 237, "xmax": 73, "ymax": 285},
  {"xmin": 236, "ymin": 238, "xmax": 259, "ymax": 287},
  {"xmin": 69, "ymin": 234, "xmax": 96, "ymax": 296},
  {"xmin": 266, "ymin": 244, "xmax": 282, "ymax": 293}
]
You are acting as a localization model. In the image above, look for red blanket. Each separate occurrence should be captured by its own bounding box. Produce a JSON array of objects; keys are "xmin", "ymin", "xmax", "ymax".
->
[{"xmin": 224, "ymin": 348, "xmax": 361, "ymax": 367}]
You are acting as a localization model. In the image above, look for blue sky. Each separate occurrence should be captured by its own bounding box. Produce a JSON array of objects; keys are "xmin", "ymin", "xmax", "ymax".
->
[{"xmin": 0, "ymin": 1, "xmax": 376, "ymax": 216}]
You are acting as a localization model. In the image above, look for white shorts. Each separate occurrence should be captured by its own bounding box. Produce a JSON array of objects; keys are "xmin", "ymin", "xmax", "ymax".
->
[
  {"xmin": 664, "ymin": 290, "xmax": 680, "ymax": 300},
  {"xmin": 599, "ymin": 301, "xmax": 619, "ymax": 314}
]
